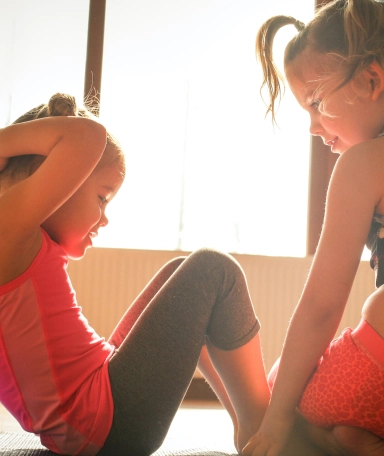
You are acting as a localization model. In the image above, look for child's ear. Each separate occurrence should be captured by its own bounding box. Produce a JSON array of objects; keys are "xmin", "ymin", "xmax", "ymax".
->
[{"xmin": 364, "ymin": 60, "xmax": 384, "ymax": 101}]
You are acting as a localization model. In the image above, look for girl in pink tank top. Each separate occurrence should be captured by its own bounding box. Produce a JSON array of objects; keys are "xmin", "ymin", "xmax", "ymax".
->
[{"xmin": 0, "ymin": 94, "xmax": 285, "ymax": 456}]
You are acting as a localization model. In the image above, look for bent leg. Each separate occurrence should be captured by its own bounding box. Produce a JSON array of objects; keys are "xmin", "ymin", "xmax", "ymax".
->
[
  {"xmin": 298, "ymin": 320, "xmax": 384, "ymax": 439},
  {"xmin": 108, "ymin": 256, "xmax": 186, "ymax": 348},
  {"xmin": 206, "ymin": 335, "xmax": 269, "ymax": 452},
  {"xmin": 362, "ymin": 284, "xmax": 384, "ymax": 339},
  {"xmin": 98, "ymin": 248, "xmax": 265, "ymax": 456},
  {"xmin": 197, "ymin": 345, "xmax": 238, "ymax": 436},
  {"xmin": 332, "ymin": 426, "xmax": 384, "ymax": 456},
  {"xmin": 305, "ymin": 421, "xmax": 384, "ymax": 456},
  {"xmin": 198, "ymin": 335, "xmax": 270, "ymax": 453},
  {"xmin": 331, "ymin": 285, "xmax": 384, "ymax": 456}
]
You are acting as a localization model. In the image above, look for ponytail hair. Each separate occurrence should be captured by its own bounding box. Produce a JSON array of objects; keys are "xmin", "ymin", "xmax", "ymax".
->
[
  {"xmin": 0, "ymin": 93, "xmax": 125, "ymax": 189},
  {"xmin": 256, "ymin": 0, "xmax": 384, "ymax": 122},
  {"xmin": 256, "ymin": 16, "xmax": 306, "ymax": 122}
]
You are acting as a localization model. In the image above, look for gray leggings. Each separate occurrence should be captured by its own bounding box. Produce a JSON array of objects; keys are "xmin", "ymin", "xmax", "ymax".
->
[{"xmin": 97, "ymin": 248, "xmax": 259, "ymax": 456}]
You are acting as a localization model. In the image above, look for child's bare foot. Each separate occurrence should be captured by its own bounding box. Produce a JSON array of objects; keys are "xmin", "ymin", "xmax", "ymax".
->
[
  {"xmin": 304, "ymin": 419, "xmax": 384, "ymax": 456},
  {"xmin": 332, "ymin": 426, "xmax": 384, "ymax": 456},
  {"xmin": 236, "ymin": 412, "xmax": 265, "ymax": 454}
]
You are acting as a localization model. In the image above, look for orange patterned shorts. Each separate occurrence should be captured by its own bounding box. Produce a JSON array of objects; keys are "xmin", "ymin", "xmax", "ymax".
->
[{"xmin": 268, "ymin": 320, "xmax": 384, "ymax": 438}]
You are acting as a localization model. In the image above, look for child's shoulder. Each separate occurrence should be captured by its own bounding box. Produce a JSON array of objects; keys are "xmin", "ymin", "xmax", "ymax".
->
[
  {"xmin": 329, "ymin": 137, "xmax": 384, "ymax": 209},
  {"xmin": 338, "ymin": 136, "xmax": 384, "ymax": 172},
  {"xmin": 0, "ymin": 225, "xmax": 43, "ymax": 287}
]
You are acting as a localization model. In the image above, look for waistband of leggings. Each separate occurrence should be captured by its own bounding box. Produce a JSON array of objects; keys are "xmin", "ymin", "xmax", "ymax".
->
[{"xmin": 352, "ymin": 319, "xmax": 384, "ymax": 366}]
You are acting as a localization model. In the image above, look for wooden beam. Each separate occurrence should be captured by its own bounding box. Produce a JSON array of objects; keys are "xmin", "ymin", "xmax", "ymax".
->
[
  {"xmin": 307, "ymin": 0, "xmax": 337, "ymax": 255},
  {"xmin": 84, "ymin": 0, "xmax": 106, "ymax": 113}
]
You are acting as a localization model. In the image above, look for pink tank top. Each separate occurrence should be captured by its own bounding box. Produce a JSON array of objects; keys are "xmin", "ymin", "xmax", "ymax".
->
[{"xmin": 0, "ymin": 229, "xmax": 114, "ymax": 455}]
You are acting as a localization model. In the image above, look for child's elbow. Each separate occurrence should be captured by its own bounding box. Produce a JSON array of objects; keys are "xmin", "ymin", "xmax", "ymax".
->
[
  {"xmin": 80, "ymin": 117, "xmax": 107, "ymax": 144},
  {"xmin": 70, "ymin": 117, "xmax": 107, "ymax": 153}
]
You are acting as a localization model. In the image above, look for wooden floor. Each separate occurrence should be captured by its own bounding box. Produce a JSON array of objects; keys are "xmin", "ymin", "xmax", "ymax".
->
[{"xmin": 0, "ymin": 401, "xmax": 237, "ymax": 454}]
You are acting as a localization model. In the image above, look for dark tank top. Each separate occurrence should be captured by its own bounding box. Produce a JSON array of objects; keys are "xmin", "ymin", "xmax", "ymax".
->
[
  {"xmin": 367, "ymin": 214, "xmax": 384, "ymax": 287},
  {"xmin": 363, "ymin": 131, "xmax": 384, "ymax": 287}
]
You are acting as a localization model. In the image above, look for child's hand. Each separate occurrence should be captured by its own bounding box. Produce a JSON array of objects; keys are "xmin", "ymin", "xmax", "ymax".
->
[
  {"xmin": 242, "ymin": 412, "xmax": 294, "ymax": 456},
  {"xmin": 0, "ymin": 157, "xmax": 9, "ymax": 171}
]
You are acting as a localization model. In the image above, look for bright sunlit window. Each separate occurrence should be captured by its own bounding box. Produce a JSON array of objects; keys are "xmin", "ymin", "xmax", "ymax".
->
[
  {"xmin": 2, "ymin": 0, "xmax": 315, "ymax": 257},
  {"xmin": 0, "ymin": 0, "xmax": 88, "ymax": 124},
  {"xmin": 98, "ymin": 0, "xmax": 314, "ymax": 256}
]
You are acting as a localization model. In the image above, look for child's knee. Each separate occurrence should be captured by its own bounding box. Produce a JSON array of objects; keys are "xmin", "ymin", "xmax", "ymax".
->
[
  {"xmin": 159, "ymin": 256, "xmax": 186, "ymax": 278},
  {"xmin": 362, "ymin": 286, "xmax": 384, "ymax": 338},
  {"xmin": 190, "ymin": 248, "xmax": 243, "ymax": 277}
]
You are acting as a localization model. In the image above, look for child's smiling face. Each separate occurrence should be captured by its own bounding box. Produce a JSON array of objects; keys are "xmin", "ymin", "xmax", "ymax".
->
[
  {"xmin": 285, "ymin": 57, "xmax": 384, "ymax": 154},
  {"xmin": 42, "ymin": 163, "xmax": 124, "ymax": 259}
]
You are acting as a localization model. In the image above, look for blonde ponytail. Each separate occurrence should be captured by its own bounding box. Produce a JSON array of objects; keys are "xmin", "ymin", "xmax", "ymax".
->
[
  {"xmin": 256, "ymin": 16, "xmax": 305, "ymax": 122},
  {"xmin": 256, "ymin": 0, "xmax": 384, "ymax": 122}
]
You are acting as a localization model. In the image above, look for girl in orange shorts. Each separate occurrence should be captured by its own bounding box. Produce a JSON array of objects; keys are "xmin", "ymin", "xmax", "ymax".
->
[{"xmin": 244, "ymin": 1, "xmax": 384, "ymax": 455}]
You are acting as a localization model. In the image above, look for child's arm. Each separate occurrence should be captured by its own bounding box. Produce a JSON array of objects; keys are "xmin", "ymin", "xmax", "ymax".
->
[
  {"xmin": 243, "ymin": 139, "xmax": 384, "ymax": 455},
  {"xmin": 0, "ymin": 116, "xmax": 106, "ymax": 281},
  {"xmin": 0, "ymin": 116, "xmax": 106, "ymax": 234}
]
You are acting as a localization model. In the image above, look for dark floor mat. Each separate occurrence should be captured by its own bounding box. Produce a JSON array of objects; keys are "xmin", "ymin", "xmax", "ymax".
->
[{"xmin": 0, "ymin": 432, "xmax": 238, "ymax": 455}]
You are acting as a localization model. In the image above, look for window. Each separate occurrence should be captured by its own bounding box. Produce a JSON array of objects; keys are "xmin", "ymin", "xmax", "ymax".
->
[
  {"xmin": 2, "ymin": 0, "xmax": 315, "ymax": 257},
  {"xmin": 0, "ymin": 0, "xmax": 88, "ymax": 126},
  {"xmin": 98, "ymin": 0, "xmax": 314, "ymax": 256}
]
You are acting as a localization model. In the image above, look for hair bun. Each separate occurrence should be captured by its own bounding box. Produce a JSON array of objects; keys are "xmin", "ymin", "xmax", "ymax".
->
[{"xmin": 48, "ymin": 93, "xmax": 78, "ymax": 116}]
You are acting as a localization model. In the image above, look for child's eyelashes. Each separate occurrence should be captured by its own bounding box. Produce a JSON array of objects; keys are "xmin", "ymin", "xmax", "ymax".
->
[
  {"xmin": 99, "ymin": 196, "xmax": 108, "ymax": 205},
  {"xmin": 310, "ymin": 99, "xmax": 322, "ymax": 109}
]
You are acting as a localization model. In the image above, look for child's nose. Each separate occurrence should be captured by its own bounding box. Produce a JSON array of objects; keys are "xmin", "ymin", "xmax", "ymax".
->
[
  {"xmin": 309, "ymin": 117, "xmax": 323, "ymax": 136},
  {"xmin": 99, "ymin": 211, "xmax": 109, "ymax": 227}
]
